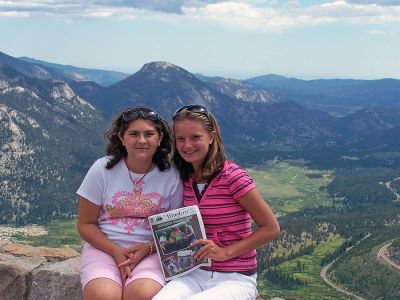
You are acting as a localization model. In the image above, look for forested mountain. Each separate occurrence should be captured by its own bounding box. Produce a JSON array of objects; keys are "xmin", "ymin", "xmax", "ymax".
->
[
  {"xmin": 332, "ymin": 107, "xmax": 400, "ymax": 137},
  {"xmin": 0, "ymin": 63, "xmax": 105, "ymax": 223}
]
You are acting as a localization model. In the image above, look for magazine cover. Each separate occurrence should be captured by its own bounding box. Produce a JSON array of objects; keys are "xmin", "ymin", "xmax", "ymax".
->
[{"xmin": 148, "ymin": 205, "xmax": 211, "ymax": 281}]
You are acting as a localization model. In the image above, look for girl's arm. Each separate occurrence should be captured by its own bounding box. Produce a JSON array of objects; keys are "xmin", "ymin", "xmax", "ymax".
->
[
  {"xmin": 193, "ymin": 189, "xmax": 280, "ymax": 262},
  {"xmin": 77, "ymin": 197, "xmax": 131, "ymax": 279}
]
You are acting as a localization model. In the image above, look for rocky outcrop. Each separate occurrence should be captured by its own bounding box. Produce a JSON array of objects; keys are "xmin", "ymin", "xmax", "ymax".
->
[
  {"xmin": 0, "ymin": 241, "xmax": 81, "ymax": 300},
  {"xmin": 0, "ymin": 241, "xmax": 279, "ymax": 300}
]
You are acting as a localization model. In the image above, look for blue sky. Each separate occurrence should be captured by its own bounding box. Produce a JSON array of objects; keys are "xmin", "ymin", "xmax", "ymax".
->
[{"xmin": 1, "ymin": 0, "xmax": 399, "ymax": 79}]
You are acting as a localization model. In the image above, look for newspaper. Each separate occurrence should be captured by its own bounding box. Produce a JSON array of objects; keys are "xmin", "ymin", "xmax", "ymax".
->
[{"xmin": 148, "ymin": 205, "xmax": 211, "ymax": 281}]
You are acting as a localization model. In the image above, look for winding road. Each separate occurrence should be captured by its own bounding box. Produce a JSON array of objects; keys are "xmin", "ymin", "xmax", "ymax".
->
[
  {"xmin": 377, "ymin": 242, "xmax": 400, "ymax": 271},
  {"xmin": 318, "ymin": 178, "xmax": 399, "ymax": 299},
  {"xmin": 320, "ymin": 259, "xmax": 365, "ymax": 300},
  {"xmin": 320, "ymin": 238, "xmax": 399, "ymax": 299},
  {"xmin": 319, "ymin": 234, "xmax": 372, "ymax": 300}
]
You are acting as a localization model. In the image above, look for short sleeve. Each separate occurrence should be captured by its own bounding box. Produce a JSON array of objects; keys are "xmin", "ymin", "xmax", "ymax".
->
[
  {"xmin": 227, "ymin": 165, "xmax": 256, "ymax": 202},
  {"xmin": 76, "ymin": 159, "xmax": 105, "ymax": 205},
  {"xmin": 166, "ymin": 167, "xmax": 183, "ymax": 210}
]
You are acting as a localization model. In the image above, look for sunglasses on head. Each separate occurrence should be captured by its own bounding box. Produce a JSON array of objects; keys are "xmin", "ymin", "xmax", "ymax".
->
[
  {"xmin": 122, "ymin": 107, "xmax": 159, "ymax": 123},
  {"xmin": 172, "ymin": 104, "xmax": 211, "ymax": 122}
]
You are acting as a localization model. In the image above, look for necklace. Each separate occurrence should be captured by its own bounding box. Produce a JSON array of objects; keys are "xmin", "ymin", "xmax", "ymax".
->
[{"xmin": 126, "ymin": 162, "xmax": 154, "ymax": 192}]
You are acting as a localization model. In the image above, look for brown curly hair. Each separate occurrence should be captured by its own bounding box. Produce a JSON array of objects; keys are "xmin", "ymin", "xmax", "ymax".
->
[{"xmin": 105, "ymin": 106, "xmax": 172, "ymax": 171}]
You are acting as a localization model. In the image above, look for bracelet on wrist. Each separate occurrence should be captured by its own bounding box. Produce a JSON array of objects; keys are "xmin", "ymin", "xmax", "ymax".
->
[{"xmin": 145, "ymin": 241, "xmax": 153, "ymax": 255}]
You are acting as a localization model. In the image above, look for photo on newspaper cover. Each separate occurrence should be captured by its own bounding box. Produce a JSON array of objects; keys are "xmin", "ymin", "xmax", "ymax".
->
[
  {"xmin": 155, "ymin": 219, "xmax": 197, "ymax": 255},
  {"xmin": 162, "ymin": 255, "xmax": 181, "ymax": 276},
  {"xmin": 148, "ymin": 205, "xmax": 211, "ymax": 280}
]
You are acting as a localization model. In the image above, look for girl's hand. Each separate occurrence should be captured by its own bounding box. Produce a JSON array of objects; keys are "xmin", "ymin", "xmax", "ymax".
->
[
  {"xmin": 118, "ymin": 242, "xmax": 152, "ymax": 269},
  {"xmin": 192, "ymin": 239, "xmax": 228, "ymax": 262},
  {"xmin": 111, "ymin": 246, "xmax": 132, "ymax": 282}
]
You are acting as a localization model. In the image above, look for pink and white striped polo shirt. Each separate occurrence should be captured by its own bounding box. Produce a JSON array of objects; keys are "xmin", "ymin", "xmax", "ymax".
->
[{"xmin": 183, "ymin": 161, "xmax": 257, "ymax": 273}]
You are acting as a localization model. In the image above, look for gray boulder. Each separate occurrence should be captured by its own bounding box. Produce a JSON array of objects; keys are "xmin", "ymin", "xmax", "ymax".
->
[{"xmin": 0, "ymin": 242, "xmax": 81, "ymax": 300}]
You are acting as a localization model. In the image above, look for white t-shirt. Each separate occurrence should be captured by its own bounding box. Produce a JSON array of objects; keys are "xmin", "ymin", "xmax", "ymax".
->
[{"xmin": 77, "ymin": 156, "xmax": 183, "ymax": 247}]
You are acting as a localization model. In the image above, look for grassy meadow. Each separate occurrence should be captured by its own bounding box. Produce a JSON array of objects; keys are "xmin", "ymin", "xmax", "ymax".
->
[
  {"xmin": 7, "ymin": 219, "xmax": 83, "ymax": 251},
  {"xmin": 247, "ymin": 160, "xmax": 334, "ymax": 214}
]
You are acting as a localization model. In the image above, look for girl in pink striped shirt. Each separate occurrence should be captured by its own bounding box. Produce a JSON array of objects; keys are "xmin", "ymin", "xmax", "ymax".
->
[{"xmin": 153, "ymin": 105, "xmax": 280, "ymax": 300}]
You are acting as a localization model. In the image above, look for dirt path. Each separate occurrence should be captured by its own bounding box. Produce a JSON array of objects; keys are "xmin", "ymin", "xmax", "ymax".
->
[{"xmin": 377, "ymin": 242, "xmax": 400, "ymax": 271}]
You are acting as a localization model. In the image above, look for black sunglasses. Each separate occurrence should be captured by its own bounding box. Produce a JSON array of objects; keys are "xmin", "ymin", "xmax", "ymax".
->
[
  {"xmin": 172, "ymin": 105, "xmax": 211, "ymax": 122},
  {"xmin": 122, "ymin": 107, "xmax": 159, "ymax": 123}
]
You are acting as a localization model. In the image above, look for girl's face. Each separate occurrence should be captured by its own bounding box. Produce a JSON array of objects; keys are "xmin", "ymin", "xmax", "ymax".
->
[
  {"xmin": 174, "ymin": 119, "xmax": 214, "ymax": 171},
  {"xmin": 119, "ymin": 119, "xmax": 163, "ymax": 163}
]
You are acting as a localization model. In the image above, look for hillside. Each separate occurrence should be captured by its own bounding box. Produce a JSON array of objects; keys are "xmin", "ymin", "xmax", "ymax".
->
[{"xmin": 0, "ymin": 64, "xmax": 105, "ymax": 223}]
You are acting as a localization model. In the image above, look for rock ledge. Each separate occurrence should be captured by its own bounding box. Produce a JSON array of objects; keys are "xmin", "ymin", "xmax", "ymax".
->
[{"xmin": 0, "ymin": 241, "xmax": 81, "ymax": 300}]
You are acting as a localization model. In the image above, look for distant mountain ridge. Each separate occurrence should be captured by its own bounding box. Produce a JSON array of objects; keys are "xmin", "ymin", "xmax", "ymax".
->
[
  {"xmin": 82, "ymin": 61, "xmax": 224, "ymax": 113},
  {"xmin": 0, "ymin": 51, "xmax": 68, "ymax": 81},
  {"xmin": 19, "ymin": 56, "xmax": 130, "ymax": 87},
  {"xmin": 195, "ymin": 74, "xmax": 281, "ymax": 104},
  {"xmin": 332, "ymin": 107, "xmax": 400, "ymax": 137},
  {"xmin": 73, "ymin": 61, "xmax": 339, "ymax": 146},
  {"xmin": 246, "ymin": 75, "xmax": 400, "ymax": 114}
]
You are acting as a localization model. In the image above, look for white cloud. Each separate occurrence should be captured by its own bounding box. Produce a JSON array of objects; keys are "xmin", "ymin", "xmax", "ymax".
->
[
  {"xmin": 182, "ymin": 2, "xmax": 315, "ymax": 31},
  {"xmin": 183, "ymin": 0, "xmax": 400, "ymax": 31},
  {"xmin": 347, "ymin": 0, "xmax": 400, "ymax": 5},
  {"xmin": 0, "ymin": 1, "xmax": 147, "ymax": 19},
  {"xmin": 1, "ymin": 0, "xmax": 399, "ymax": 30},
  {"xmin": 0, "ymin": 10, "xmax": 28, "ymax": 16},
  {"xmin": 316, "ymin": 0, "xmax": 400, "ymax": 23}
]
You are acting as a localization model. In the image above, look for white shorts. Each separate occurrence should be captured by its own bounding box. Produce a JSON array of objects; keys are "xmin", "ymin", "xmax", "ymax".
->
[{"xmin": 152, "ymin": 268, "xmax": 257, "ymax": 300}]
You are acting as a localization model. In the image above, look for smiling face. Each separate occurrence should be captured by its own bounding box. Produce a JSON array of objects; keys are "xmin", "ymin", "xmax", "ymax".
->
[
  {"xmin": 174, "ymin": 119, "xmax": 214, "ymax": 172},
  {"xmin": 119, "ymin": 119, "xmax": 163, "ymax": 165}
]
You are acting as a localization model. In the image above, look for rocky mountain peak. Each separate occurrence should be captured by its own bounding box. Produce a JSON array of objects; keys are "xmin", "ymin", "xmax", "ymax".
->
[
  {"xmin": 134, "ymin": 61, "xmax": 196, "ymax": 82},
  {"xmin": 143, "ymin": 61, "xmax": 176, "ymax": 70},
  {"xmin": 142, "ymin": 61, "xmax": 178, "ymax": 70}
]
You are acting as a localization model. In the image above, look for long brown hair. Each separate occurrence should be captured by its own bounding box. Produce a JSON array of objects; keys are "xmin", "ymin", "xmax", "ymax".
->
[{"xmin": 172, "ymin": 108, "xmax": 226, "ymax": 181}]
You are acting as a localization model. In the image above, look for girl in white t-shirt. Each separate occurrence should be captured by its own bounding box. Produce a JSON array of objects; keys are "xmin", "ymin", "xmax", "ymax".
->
[{"xmin": 77, "ymin": 106, "xmax": 183, "ymax": 300}]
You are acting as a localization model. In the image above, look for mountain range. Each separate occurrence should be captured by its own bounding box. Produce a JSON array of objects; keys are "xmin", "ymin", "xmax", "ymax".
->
[
  {"xmin": 246, "ymin": 75, "xmax": 400, "ymax": 116},
  {"xmin": 0, "ymin": 50, "xmax": 399, "ymax": 222}
]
